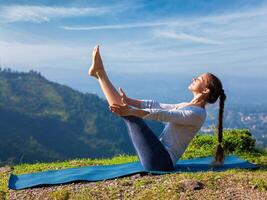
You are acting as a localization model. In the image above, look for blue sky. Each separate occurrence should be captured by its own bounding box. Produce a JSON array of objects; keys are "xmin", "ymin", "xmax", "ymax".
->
[{"xmin": 0, "ymin": 0, "xmax": 267, "ymax": 81}]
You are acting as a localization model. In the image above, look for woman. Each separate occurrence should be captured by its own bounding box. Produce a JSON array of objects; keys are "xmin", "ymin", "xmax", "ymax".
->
[{"xmin": 88, "ymin": 45, "xmax": 226, "ymax": 171}]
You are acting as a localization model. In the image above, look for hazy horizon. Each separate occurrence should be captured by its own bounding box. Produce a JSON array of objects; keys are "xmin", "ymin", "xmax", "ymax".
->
[{"xmin": 2, "ymin": 67, "xmax": 266, "ymax": 107}]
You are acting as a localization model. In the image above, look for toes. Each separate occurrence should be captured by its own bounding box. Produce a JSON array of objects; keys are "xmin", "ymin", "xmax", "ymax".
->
[
  {"xmin": 93, "ymin": 46, "xmax": 98, "ymax": 53},
  {"xmin": 92, "ymin": 45, "xmax": 100, "ymax": 54},
  {"xmin": 96, "ymin": 47, "xmax": 100, "ymax": 54}
]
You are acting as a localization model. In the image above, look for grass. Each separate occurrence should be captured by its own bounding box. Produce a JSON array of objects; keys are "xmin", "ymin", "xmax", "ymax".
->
[
  {"xmin": 0, "ymin": 152, "xmax": 266, "ymax": 200},
  {"xmin": 1, "ymin": 130, "xmax": 267, "ymax": 199}
]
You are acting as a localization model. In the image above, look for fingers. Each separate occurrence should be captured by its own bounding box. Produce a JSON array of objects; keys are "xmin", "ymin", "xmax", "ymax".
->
[
  {"xmin": 109, "ymin": 105, "xmax": 120, "ymax": 115},
  {"xmin": 109, "ymin": 102, "xmax": 128, "ymax": 112},
  {"xmin": 121, "ymin": 97, "xmax": 126, "ymax": 104},
  {"xmin": 119, "ymin": 87, "xmax": 124, "ymax": 97},
  {"xmin": 118, "ymin": 87, "xmax": 127, "ymax": 105},
  {"xmin": 119, "ymin": 88, "xmax": 122, "ymax": 96},
  {"xmin": 109, "ymin": 106, "xmax": 115, "ymax": 112},
  {"xmin": 112, "ymin": 103, "xmax": 123, "ymax": 107},
  {"xmin": 119, "ymin": 87, "xmax": 126, "ymax": 96},
  {"xmin": 109, "ymin": 103, "xmax": 125, "ymax": 112},
  {"xmin": 109, "ymin": 104, "xmax": 128, "ymax": 116},
  {"xmin": 109, "ymin": 105, "xmax": 116, "ymax": 111},
  {"xmin": 109, "ymin": 105, "xmax": 119, "ymax": 112},
  {"xmin": 119, "ymin": 87, "xmax": 124, "ymax": 94}
]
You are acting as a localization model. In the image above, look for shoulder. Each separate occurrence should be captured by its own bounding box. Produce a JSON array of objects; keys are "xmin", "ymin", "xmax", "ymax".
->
[
  {"xmin": 180, "ymin": 106, "xmax": 206, "ymax": 118},
  {"xmin": 174, "ymin": 102, "xmax": 188, "ymax": 109}
]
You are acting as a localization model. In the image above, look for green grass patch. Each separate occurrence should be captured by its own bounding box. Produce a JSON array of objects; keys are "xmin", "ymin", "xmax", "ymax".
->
[{"xmin": 1, "ymin": 129, "xmax": 266, "ymax": 199}]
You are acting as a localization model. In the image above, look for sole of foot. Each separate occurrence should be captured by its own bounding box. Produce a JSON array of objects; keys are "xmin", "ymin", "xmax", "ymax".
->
[{"xmin": 88, "ymin": 45, "xmax": 104, "ymax": 79}]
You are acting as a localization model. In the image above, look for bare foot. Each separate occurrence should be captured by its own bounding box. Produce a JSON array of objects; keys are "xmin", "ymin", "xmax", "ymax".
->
[{"xmin": 88, "ymin": 45, "xmax": 104, "ymax": 79}]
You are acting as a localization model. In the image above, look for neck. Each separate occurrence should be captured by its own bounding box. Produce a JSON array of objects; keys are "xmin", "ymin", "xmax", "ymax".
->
[{"xmin": 189, "ymin": 92, "xmax": 206, "ymax": 108}]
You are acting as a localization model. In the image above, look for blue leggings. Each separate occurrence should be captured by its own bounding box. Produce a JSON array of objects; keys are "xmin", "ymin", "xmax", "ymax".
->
[{"xmin": 122, "ymin": 116, "xmax": 174, "ymax": 171}]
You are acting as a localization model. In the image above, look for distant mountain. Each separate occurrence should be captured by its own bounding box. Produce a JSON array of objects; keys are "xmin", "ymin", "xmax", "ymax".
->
[{"xmin": 0, "ymin": 69, "xmax": 164, "ymax": 165}]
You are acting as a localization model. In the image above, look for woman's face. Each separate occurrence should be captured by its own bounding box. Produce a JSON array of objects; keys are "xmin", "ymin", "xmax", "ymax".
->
[{"xmin": 188, "ymin": 73, "xmax": 210, "ymax": 93}]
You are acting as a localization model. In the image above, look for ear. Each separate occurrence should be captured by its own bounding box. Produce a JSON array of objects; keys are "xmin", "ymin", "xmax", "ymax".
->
[{"xmin": 202, "ymin": 87, "xmax": 210, "ymax": 94}]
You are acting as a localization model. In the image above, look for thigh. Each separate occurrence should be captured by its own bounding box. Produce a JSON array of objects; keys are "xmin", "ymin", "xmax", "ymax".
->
[{"xmin": 121, "ymin": 116, "xmax": 174, "ymax": 171}]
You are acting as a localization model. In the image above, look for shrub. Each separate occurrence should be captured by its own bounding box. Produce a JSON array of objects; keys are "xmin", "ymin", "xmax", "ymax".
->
[
  {"xmin": 182, "ymin": 129, "xmax": 257, "ymax": 159},
  {"xmin": 223, "ymin": 129, "xmax": 256, "ymax": 153}
]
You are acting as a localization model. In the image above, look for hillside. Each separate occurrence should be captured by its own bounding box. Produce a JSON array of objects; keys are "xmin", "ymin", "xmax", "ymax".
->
[
  {"xmin": 0, "ymin": 69, "xmax": 164, "ymax": 165},
  {"xmin": 0, "ymin": 132, "xmax": 266, "ymax": 199}
]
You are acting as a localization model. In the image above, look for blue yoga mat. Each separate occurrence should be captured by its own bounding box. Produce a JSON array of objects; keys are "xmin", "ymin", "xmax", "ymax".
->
[{"xmin": 8, "ymin": 155, "xmax": 258, "ymax": 190}]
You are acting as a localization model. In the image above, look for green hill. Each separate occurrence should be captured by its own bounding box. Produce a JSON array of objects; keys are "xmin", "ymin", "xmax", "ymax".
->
[{"xmin": 0, "ymin": 69, "xmax": 164, "ymax": 165}]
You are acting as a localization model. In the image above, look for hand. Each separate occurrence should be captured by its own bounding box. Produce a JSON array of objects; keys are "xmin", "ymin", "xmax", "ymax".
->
[
  {"xmin": 119, "ymin": 87, "xmax": 128, "ymax": 104},
  {"xmin": 109, "ymin": 98, "xmax": 131, "ymax": 116}
]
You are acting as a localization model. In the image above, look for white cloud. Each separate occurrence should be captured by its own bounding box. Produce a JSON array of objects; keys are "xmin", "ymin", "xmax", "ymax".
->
[
  {"xmin": 61, "ymin": 5, "xmax": 267, "ymax": 46},
  {"xmin": 61, "ymin": 5, "xmax": 267, "ymax": 30},
  {"xmin": 62, "ymin": 4, "xmax": 267, "ymax": 40},
  {"xmin": 0, "ymin": 5, "xmax": 112, "ymax": 23},
  {"xmin": 154, "ymin": 31, "xmax": 223, "ymax": 45},
  {"xmin": 62, "ymin": 21, "xmax": 183, "ymax": 30}
]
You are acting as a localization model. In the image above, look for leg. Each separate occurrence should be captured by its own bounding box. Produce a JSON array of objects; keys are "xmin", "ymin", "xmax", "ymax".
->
[
  {"xmin": 88, "ymin": 45, "xmax": 122, "ymax": 106},
  {"xmin": 122, "ymin": 116, "xmax": 174, "ymax": 171}
]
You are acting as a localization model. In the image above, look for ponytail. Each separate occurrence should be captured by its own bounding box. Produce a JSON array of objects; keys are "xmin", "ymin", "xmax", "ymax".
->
[{"xmin": 213, "ymin": 89, "xmax": 226, "ymax": 166}]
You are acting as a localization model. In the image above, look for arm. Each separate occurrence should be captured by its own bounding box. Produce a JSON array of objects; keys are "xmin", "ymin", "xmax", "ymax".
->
[
  {"xmin": 110, "ymin": 103, "xmax": 201, "ymax": 126},
  {"xmin": 126, "ymin": 97, "xmax": 143, "ymax": 109},
  {"xmin": 140, "ymin": 108, "xmax": 202, "ymax": 125},
  {"xmin": 129, "ymin": 107, "xmax": 150, "ymax": 117},
  {"xmin": 119, "ymin": 87, "xmax": 178, "ymax": 110},
  {"xmin": 109, "ymin": 103, "xmax": 150, "ymax": 117},
  {"xmin": 139, "ymin": 99, "xmax": 177, "ymax": 110}
]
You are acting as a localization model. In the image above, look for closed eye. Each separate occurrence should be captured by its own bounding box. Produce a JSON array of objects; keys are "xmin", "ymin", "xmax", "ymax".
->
[{"xmin": 197, "ymin": 77, "xmax": 203, "ymax": 82}]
